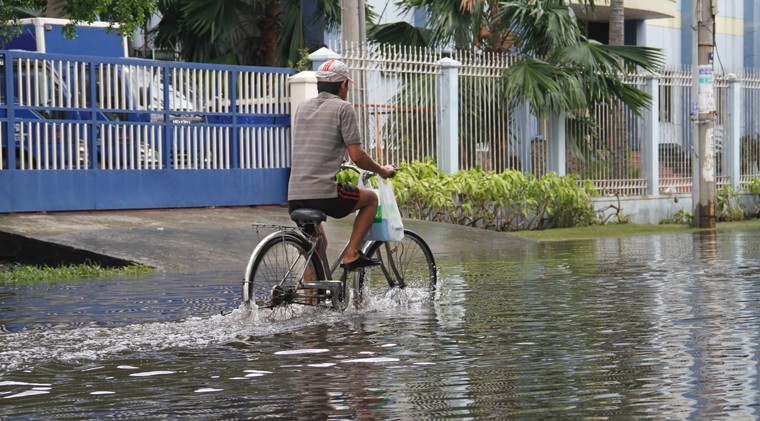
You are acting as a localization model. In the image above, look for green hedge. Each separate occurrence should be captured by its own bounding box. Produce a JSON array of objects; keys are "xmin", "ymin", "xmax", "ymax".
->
[{"xmin": 340, "ymin": 159, "xmax": 598, "ymax": 231}]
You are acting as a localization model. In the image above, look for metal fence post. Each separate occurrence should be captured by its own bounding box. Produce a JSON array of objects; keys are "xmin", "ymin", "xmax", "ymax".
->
[
  {"xmin": 3, "ymin": 52, "xmax": 15, "ymax": 170},
  {"xmin": 230, "ymin": 69, "xmax": 239, "ymax": 169},
  {"xmin": 437, "ymin": 57, "xmax": 461, "ymax": 174},
  {"xmin": 87, "ymin": 61, "xmax": 98, "ymax": 169},
  {"xmin": 643, "ymin": 75, "xmax": 660, "ymax": 196},
  {"xmin": 162, "ymin": 64, "xmax": 171, "ymax": 170},
  {"xmin": 725, "ymin": 73, "xmax": 741, "ymax": 189}
]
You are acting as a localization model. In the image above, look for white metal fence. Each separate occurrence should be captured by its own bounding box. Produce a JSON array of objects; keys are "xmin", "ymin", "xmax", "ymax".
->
[
  {"xmin": 657, "ymin": 67, "xmax": 693, "ymax": 194},
  {"xmin": 340, "ymin": 43, "xmax": 440, "ymax": 166},
  {"xmin": 739, "ymin": 68, "xmax": 760, "ymax": 185},
  {"xmin": 13, "ymin": 58, "xmax": 90, "ymax": 170},
  {"xmin": 453, "ymin": 50, "xmax": 523, "ymax": 173},
  {"xmin": 336, "ymin": 43, "xmax": 760, "ymax": 196}
]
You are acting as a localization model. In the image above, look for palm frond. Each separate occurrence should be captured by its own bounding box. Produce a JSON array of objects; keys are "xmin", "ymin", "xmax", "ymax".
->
[
  {"xmin": 559, "ymin": 41, "xmax": 662, "ymax": 73},
  {"xmin": 397, "ymin": 0, "xmax": 482, "ymax": 48},
  {"xmin": 503, "ymin": 58, "xmax": 587, "ymax": 117},
  {"xmin": 181, "ymin": 0, "xmax": 249, "ymax": 43},
  {"xmin": 314, "ymin": 0, "xmax": 341, "ymax": 31},
  {"xmin": 597, "ymin": 44, "xmax": 664, "ymax": 73},
  {"xmin": 276, "ymin": 0, "xmax": 304, "ymax": 66},
  {"xmin": 497, "ymin": 0, "xmax": 583, "ymax": 56},
  {"xmin": 368, "ymin": 21, "xmax": 432, "ymax": 47}
]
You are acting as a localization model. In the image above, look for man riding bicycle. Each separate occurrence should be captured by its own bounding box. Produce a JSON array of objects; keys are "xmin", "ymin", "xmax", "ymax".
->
[{"xmin": 287, "ymin": 59, "xmax": 396, "ymax": 271}]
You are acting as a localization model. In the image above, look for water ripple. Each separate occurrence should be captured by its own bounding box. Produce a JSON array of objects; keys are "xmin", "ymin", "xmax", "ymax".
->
[{"xmin": 2, "ymin": 230, "xmax": 760, "ymax": 419}]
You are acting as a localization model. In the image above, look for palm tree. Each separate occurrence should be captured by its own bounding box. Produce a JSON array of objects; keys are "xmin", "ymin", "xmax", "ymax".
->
[
  {"xmin": 369, "ymin": 0, "xmax": 512, "ymax": 52},
  {"xmin": 0, "ymin": 0, "xmax": 46, "ymax": 42},
  {"xmin": 152, "ymin": 0, "xmax": 342, "ymax": 67},
  {"xmin": 46, "ymin": 0, "xmax": 65, "ymax": 17},
  {"xmin": 608, "ymin": 0, "xmax": 627, "ymax": 179},
  {"xmin": 499, "ymin": 0, "xmax": 661, "ymax": 183},
  {"xmin": 498, "ymin": 0, "xmax": 660, "ymax": 118},
  {"xmin": 609, "ymin": 0, "xmax": 624, "ymax": 46},
  {"xmin": 371, "ymin": 0, "xmax": 661, "ymax": 174}
]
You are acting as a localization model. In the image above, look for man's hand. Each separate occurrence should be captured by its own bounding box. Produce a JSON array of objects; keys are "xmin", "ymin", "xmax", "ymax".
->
[
  {"xmin": 346, "ymin": 144, "xmax": 396, "ymax": 178},
  {"xmin": 380, "ymin": 165, "xmax": 396, "ymax": 179}
]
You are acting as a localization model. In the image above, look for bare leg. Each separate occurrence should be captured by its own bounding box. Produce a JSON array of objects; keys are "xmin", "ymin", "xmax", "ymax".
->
[{"xmin": 342, "ymin": 187, "xmax": 378, "ymax": 265}]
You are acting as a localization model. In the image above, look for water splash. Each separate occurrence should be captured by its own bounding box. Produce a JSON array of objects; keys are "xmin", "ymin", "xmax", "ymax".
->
[{"xmin": 0, "ymin": 286, "xmax": 438, "ymax": 371}]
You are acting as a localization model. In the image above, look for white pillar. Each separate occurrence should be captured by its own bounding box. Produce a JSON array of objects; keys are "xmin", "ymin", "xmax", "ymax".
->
[
  {"xmin": 725, "ymin": 73, "xmax": 741, "ymax": 189},
  {"xmin": 288, "ymin": 71, "xmax": 318, "ymax": 132},
  {"xmin": 309, "ymin": 47, "xmax": 340, "ymax": 71},
  {"xmin": 643, "ymin": 75, "xmax": 660, "ymax": 196},
  {"xmin": 436, "ymin": 57, "xmax": 461, "ymax": 174},
  {"xmin": 549, "ymin": 112, "xmax": 566, "ymax": 176}
]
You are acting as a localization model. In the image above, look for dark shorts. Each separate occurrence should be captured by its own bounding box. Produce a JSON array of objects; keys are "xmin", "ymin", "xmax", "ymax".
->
[{"xmin": 288, "ymin": 183, "xmax": 360, "ymax": 219}]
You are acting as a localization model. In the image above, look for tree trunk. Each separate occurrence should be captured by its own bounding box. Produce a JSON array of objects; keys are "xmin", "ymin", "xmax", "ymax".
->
[
  {"xmin": 46, "ymin": 0, "xmax": 68, "ymax": 18},
  {"xmin": 609, "ymin": 0, "xmax": 624, "ymax": 46},
  {"xmin": 609, "ymin": 0, "xmax": 628, "ymax": 180}
]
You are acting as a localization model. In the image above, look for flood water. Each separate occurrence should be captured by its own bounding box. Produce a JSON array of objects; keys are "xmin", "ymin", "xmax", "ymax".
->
[{"xmin": 2, "ymin": 227, "xmax": 760, "ymax": 419}]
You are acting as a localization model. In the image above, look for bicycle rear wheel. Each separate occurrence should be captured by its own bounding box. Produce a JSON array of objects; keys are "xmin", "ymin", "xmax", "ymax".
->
[
  {"xmin": 361, "ymin": 229, "xmax": 437, "ymax": 295},
  {"xmin": 243, "ymin": 232, "xmax": 326, "ymax": 308}
]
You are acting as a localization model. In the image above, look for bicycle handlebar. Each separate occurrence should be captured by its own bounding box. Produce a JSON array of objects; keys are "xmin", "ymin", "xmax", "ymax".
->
[
  {"xmin": 340, "ymin": 163, "xmax": 398, "ymax": 182},
  {"xmin": 340, "ymin": 163, "xmax": 362, "ymax": 174}
]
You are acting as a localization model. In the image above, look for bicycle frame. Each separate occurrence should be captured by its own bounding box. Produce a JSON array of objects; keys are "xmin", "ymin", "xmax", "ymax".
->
[{"xmin": 245, "ymin": 164, "xmax": 433, "ymax": 309}]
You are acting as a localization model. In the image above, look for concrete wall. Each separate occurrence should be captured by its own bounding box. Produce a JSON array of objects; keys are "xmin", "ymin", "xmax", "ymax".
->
[
  {"xmin": 595, "ymin": 195, "xmax": 692, "ymax": 224},
  {"xmin": 595, "ymin": 193, "xmax": 759, "ymax": 224}
]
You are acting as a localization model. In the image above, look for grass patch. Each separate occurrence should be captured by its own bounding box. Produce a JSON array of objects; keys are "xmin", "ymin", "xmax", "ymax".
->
[
  {"xmin": 0, "ymin": 262, "xmax": 153, "ymax": 285},
  {"xmin": 512, "ymin": 219, "xmax": 760, "ymax": 241}
]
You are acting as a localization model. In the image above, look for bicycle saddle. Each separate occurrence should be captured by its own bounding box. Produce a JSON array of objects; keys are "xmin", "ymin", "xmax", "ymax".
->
[{"xmin": 290, "ymin": 208, "xmax": 327, "ymax": 225}]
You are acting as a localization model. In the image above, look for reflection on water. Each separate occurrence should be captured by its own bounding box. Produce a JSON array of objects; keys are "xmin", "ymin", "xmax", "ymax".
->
[{"xmin": 2, "ymin": 229, "xmax": 760, "ymax": 419}]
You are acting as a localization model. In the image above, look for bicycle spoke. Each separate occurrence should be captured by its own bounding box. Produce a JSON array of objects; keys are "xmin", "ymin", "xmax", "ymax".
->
[
  {"xmin": 364, "ymin": 230, "xmax": 437, "ymax": 294},
  {"xmin": 246, "ymin": 233, "xmax": 324, "ymax": 308}
]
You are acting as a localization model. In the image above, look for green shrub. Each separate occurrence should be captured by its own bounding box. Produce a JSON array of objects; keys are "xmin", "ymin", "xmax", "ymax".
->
[
  {"xmin": 660, "ymin": 208, "xmax": 692, "ymax": 225},
  {"xmin": 716, "ymin": 184, "xmax": 744, "ymax": 222},
  {"xmin": 386, "ymin": 159, "xmax": 596, "ymax": 231},
  {"xmin": 746, "ymin": 178, "xmax": 760, "ymax": 217}
]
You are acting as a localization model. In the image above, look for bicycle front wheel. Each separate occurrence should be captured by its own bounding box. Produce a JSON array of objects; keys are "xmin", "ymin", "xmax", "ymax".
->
[
  {"xmin": 363, "ymin": 229, "xmax": 437, "ymax": 292},
  {"xmin": 243, "ymin": 232, "xmax": 326, "ymax": 308}
]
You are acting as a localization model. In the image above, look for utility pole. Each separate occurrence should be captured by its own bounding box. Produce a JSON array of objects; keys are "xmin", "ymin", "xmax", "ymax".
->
[
  {"xmin": 691, "ymin": 0, "xmax": 716, "ymax": 228},
  {"xmin": 341, "ymin": 0, "xmax": 361, "ymax": 45}
]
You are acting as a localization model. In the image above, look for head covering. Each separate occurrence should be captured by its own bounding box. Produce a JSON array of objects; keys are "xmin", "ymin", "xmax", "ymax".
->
[{"xmin": 315, "ymin": 60, "xmax": 355, "ymax": 84}]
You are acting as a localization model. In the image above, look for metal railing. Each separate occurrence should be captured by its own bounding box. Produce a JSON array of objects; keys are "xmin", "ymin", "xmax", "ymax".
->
[
  {"xmin": 1, "ymin": 51, "xmax": 293, "ymax": 172},
  {"xmin": 739, "ymin": 68, "xmax": 760, "ymax": 187},
  {"xmin": 454, "ymin": 50, "xmax": 523, "ymax": 173},
  {"xmin": 657, "ymin": 66, "xmax": 693, "ymax": 194},
  {"xmin": 335, "ymin": 43, "xmax": 760, "ymax": 197},
  {"xmin": 0, "ymin": 49, "xmax": 295, "ymax": 212},
  {"xmin": 340, "ymin": 43, "xmax": 440, "ymax": 166}
]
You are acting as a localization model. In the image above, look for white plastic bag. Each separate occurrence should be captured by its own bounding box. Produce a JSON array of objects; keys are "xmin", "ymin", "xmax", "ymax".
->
[{"xmin": 362, "ymin": 176, "xmax": 404, "ymax": 242}]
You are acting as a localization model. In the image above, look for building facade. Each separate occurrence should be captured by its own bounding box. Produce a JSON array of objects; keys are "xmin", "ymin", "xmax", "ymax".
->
[
  {"xmin": 368, "ymin": 0, "xmax": 760, "ymax": 71},
  {"xmin": 568, "ymin": 0, "xmax": 757, "ymax": 71}
]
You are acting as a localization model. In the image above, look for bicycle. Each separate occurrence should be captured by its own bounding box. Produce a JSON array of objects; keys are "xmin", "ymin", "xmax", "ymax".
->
[{"xmin": 242, "ymin": 164, "xmax": 437, "ymax": 311}]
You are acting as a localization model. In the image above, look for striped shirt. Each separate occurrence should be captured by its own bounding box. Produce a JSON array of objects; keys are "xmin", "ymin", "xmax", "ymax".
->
[{"xmin": 288, "ymin": 92, "xmax": 362, "ymax": 200}]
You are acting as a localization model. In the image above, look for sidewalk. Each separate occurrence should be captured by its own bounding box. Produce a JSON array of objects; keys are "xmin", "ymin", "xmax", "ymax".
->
[
  {"xmin": 0, "ymin": 207, "xmax": 298, "ymax": 273},
  {"xmin": 0, "ymin": 206, "xmax": 525, "ymax": 274}
]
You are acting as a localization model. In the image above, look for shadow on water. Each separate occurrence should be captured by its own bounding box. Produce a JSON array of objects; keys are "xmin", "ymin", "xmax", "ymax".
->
[{"xmin": 3, "ymin": 227, "xmax": 760, "ymax": 419}]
